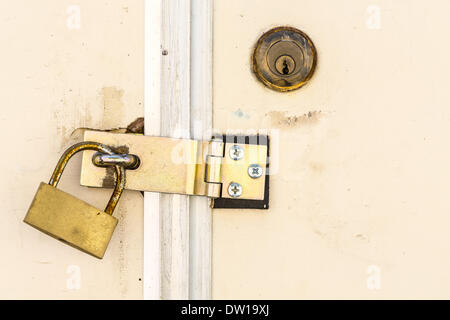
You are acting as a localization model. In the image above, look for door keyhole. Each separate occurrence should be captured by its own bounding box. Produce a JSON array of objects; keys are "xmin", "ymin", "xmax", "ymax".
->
[{"xmin": 274, "ymin": 55, "xmax": 295, "ymax": 76}]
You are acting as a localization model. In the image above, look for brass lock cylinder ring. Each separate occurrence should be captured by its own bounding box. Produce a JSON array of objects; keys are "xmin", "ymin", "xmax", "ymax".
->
[{"xmin": 252, "ymin": 26, "xmax": 317, "ymax": 92}]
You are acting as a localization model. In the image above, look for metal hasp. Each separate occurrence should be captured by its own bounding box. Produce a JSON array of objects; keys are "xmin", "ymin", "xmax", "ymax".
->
[
  {"xmin": 80, "ymin": 131, "xmax": 270, "ymax": 209},
  {"xmin": 252, "ymin": 26, "xmax": 317, "ymax": 92},
  {"xmin": 212, "ymin": 135, "xmax": 269, "ymax": 209}
]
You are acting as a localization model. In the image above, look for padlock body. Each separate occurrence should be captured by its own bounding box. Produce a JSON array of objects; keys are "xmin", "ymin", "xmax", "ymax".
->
[{"xmin": 24, "ymin": 182, "xmax": 118, "ymax": 259}]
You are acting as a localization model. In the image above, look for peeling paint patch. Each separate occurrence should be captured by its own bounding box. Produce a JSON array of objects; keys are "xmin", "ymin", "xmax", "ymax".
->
[
  {"xmin": 70, "ymin": 117, "xmax": 144, "ymax": 146},
  {"xmin": 355, "ymin": 234, "xmax": 369, "ymax": 242},
  {"xmin": 53, "ymin": 99, "xmax": 94, "ymax": 151},
  {"xmin": 267, "ymin": 110, "xmax": 323, "ymax": 128},
  {"xmin": 101, "ymin": 87, "xmax": 124, "ymax": 129}
]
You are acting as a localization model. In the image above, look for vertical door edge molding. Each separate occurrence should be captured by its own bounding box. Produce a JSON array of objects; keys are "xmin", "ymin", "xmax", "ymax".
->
[
  {"xmin": 159, "ymin": 0, "xmax": 191, "ymax": 300},
  {"xmin": 145, "ymin": 0, "xmax": 213, "ymax": 300},
  {"xmin": 144, "ymin": 0, "xmax": 162, "ymax": 300},
  {"xmin": 190, "ymin": 0, "xmax": 213, "ymax": 300}
]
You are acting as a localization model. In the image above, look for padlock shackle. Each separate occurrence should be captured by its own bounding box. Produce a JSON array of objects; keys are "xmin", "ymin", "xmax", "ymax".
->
[{"xmin": 49, "ymin": 141, "xmax": 125, "ymax": 215}]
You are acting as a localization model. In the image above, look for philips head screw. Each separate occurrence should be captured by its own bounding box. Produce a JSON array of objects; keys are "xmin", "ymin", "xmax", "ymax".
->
[
  {"xmin": 228, "ymin": 182, "xmax": 243, "ymax": 198},
  {"xmin": 248, "ymin": 164, "xmax": 263, "ymax": 179},
  {"xmin": 229, "ymin": 145, "xmax": 244, "ymax": 161}
]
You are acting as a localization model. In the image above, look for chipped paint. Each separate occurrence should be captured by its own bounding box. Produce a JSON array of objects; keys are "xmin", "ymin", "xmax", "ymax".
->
[
  {"xmin": 126, "ymin": 117, "xmax": 144, "ymax": 134},
  {"xmin": 267, "ymin": 110, "xmax": 323, "ymax": 128},
  {"xmin": 101, "ymin": 87, "xmax": 125, "ymax": 129}
]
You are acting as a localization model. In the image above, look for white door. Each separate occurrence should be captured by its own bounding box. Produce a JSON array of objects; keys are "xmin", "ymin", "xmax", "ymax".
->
[
  {"xmin": 3, "ymin": 0, "xmax": 450, "ymax": 300},
  {"xmin": 211, "ymin": 0, "xmax": 450, "ymax": 299},
  {"xmin": 0, "ymin": 1, "xmax": 144, "ymax": 299}
]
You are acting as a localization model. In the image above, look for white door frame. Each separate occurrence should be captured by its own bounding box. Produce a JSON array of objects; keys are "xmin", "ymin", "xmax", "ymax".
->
[{"xmin": 143, "ymin": 0, "xmax": 213, "ymax": 300}]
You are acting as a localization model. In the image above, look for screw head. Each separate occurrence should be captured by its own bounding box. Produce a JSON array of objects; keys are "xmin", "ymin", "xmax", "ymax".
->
[
  {"xmin": 229, "ymin": 145, "xmax": 244, "ymax": 161},
  {"xmin": 228, "ymin": 182, "xmax": 243, "ymax": 198},
  {"xmin": 248, "ymin": 164, "xmax": 263, "ymax": 179}
]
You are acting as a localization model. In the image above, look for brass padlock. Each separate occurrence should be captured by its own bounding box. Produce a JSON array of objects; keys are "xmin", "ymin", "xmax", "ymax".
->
[{"xmin": 24, "ymin": 142, "xmax": 126, "ymax": 259}]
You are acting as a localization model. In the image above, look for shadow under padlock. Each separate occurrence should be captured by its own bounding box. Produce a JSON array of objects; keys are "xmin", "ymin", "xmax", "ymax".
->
[{"xmin": 23, "ymin": 142, "xmax": 126, "ymax": 259}]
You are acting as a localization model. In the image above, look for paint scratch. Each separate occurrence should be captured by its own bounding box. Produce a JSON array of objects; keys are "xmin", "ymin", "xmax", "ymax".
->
[{"xmin": 267, "ymin": 110, "xmax": 324, "ymax": 128}]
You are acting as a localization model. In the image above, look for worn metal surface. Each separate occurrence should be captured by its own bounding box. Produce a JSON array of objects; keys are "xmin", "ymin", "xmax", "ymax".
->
[
  {"xmin": 200, "ymin": 139, "xmax": 224, "ymax": 198},
  {"xmin": 81, "ymin": 130, "xmax": 203, "ymax": 195},
  {"xmin": 92, "ymin": 152, "xmax": 141, "ymax": 170},
  {"xmin": 80, "ymin": 131, "xmax": 268, "ymax": 201},
  {"xmin": 220, "ymin": 143, "xmax": 267, "ymax": 200},
  {"xmin": 212, "ymin": 135, "xmax": 270, "ymax": 209},
  {"xmin": 24, "ymin": 142, "xmax": 126, "ymax": 258},
  {"xmin": 49, "ymin": 141, "xmax": 125, "ymax": 215},
  {"xmin": 24, "ymin": 183, "xmax": 118, "ymax": 259},
  {"xmin": 252, "ymin": 26, "xmax": 317, "ymax": 92}
]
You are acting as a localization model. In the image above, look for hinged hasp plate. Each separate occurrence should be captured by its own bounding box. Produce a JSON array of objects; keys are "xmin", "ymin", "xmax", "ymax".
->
[{"xmin": 80, "ymin": 131, "xmax": 269, "ymax": 202}]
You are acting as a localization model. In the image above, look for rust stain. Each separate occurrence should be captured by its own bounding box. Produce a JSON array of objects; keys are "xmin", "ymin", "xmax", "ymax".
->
[
  {"xmin": 71, "ymin": 118, "xmax": 144, "ymax": 195},
  {"xmin": 126, "ymin": 117, "xmax": 144, "ymax": 134},
  {"xmin": 267, "ymin": 110, "xmax": 323, "ymax": 128}
]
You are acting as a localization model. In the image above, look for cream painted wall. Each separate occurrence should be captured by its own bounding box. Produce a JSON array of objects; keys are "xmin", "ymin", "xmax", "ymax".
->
[
  {"xmin": 4, "ymin": 0, "xmax": 450, "ymax": 300},
  {"xmin": 212, "ymin": 0, "xmax": 450, "ymax": 299},
  {"xmin": 0, "ymin": 1, "xmax": 144, "ymax": 299}
]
